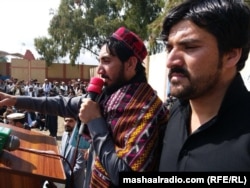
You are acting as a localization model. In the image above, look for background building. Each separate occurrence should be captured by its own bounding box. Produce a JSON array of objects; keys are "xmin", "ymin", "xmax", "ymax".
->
[{"xmin": 0, "ymin": 52, "xmax": 249, "ymax": 102}]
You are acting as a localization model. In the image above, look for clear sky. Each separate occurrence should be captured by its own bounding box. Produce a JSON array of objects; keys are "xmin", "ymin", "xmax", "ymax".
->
[
  {"xmin": 0, "ymin": 0, "xmax": 98, "ymax": 65},
  {"xmin": 0, "ymin": 0, "xmax": 61, "ymax": 57}
]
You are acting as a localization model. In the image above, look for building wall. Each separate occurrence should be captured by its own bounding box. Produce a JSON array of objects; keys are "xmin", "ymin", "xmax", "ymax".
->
[
  {"xmin": 240, "ymin": 56, "xmax": 250, "ymax": 91},
  {"xmin": 148, "ymin": 52, "xmax": 168, "ymax": 101},
  {"xmin": 10, "ymin": 59, "xmax": 46, "ymax": 82},
  {"xmin": 2, "ymin": 53, "xmax": 249, "ymax": 100},
  {"xmin": 9, "ymin": 59, "xmax": 97, "ymax": 83},
  {"xmin": 0, "ymin": 62, "xmax": 10, "ymax": 76}
]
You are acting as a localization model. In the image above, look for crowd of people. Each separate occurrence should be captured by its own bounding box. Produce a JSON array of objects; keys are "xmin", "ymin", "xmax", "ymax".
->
[
  {"xmin": 0, "ymin": 0, "xmax": 250, "ymax": 187},
  {"xmin": 0, "ymin": 77, "xmax": 88, "ymax": 98},
  {"xmin": 0, "ymin": 77, "xmax": 89, "ymax": 138}
]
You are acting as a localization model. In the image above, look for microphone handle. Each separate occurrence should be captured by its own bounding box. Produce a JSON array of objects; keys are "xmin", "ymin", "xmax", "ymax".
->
[
  {"xmin": 79, "ymin": 123, "xmax": 85, "ymax": 136},
  {"xmin": 78, "ymin": 92, "xmax": 99, "ymax": 136},
  {"xmin": 79, "ymin": 123, "xmax": 91, "ymax": 136}
]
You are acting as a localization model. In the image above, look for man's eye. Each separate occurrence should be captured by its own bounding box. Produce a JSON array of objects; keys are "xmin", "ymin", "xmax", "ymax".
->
[
  {"xmin": 166, "ymin": 46, "xmax": 172, "ymax": 53},
  {"xmin": 185, "ymin": 46, "xmax": 197, "ymax": 49}
]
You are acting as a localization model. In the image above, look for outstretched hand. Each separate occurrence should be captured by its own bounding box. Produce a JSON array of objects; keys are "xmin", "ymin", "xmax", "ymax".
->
[{"xmin": 0, "ymin": 92, "xmax": 17, "ymax": 108}]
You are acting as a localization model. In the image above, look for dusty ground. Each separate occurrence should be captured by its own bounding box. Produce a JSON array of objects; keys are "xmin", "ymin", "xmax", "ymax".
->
[{"xmin": 31, "ymin": 116, "xmax": 65, "ymax": 148}]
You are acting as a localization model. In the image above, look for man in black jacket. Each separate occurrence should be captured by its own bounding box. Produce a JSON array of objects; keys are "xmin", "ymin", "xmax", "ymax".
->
[{"xmin": 159, "ymin": 0, "xmax": 250, "ymax": 171}]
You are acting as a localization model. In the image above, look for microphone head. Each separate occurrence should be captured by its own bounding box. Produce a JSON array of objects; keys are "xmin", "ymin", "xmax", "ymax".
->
[
  {"xmin": 5, "ymin": 135, "xmax": 20, "ymax": 151},
  {"xmin": 87, "ymin": 77, "xmax": 104, "ymax": 94}
]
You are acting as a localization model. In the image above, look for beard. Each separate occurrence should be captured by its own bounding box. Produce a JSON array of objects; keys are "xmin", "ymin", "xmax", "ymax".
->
[
  {"xmin": 65, "ymin": 126, "xmax": 73, "ymax": 132},
  {"xmin": 102, "ymin": 66, "xmax": 128, "ymax": 95},
  {"xmin": 169, "ymin": 61, "xmax": 222, "ymax": 100}
]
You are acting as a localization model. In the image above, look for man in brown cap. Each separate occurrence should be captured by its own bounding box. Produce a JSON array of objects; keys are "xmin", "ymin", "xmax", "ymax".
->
[{"xmin": 0, "ymin": 27, "xmax": 169, "ymax": 188}]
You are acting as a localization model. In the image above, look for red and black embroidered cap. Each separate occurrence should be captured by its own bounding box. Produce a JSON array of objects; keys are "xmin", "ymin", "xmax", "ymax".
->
[{"xmin": 111, "ymin": 27, "xmax": 148, "ymax": 62}]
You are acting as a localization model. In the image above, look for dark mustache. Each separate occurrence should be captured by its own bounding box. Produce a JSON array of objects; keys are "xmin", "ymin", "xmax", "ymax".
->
[
  {"xmin": 101, "ymin": 75, "xmax": 109, "ymax": 79},
  {"xmin": 169, "ymin": 67, "xmax": 189, "ymax": 78}
]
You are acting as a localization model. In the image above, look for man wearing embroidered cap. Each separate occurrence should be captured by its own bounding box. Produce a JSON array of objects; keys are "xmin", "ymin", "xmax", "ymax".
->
[
  {"xmin": 0, "ymin": 27, "xmax": 169, "ymax": 187},
  {"xmin": 78, "ymin": 26, "xmax": 168, "ymax": 187},
  {"xmin": 111, "ymin": 26, "xmax": 148, "ymax": 62}
]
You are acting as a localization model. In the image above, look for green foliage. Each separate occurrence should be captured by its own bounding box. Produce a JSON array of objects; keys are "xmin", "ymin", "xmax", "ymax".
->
[
  {"xmin": 34, "ymin": 0, "xmax": 250, "ymax": 66},
  {"xmin": 34, "ymin": 0, "xmax": 163, "ymax": 66},
  {"xmin": 147, "ymin": 0, "xmax": 184, "ymax": 55},
  {"xmin": 147, "ymin": 0, "xmax": 250, "ymax": 54}
]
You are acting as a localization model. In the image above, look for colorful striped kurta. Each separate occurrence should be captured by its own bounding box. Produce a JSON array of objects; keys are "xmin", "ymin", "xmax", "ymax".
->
[{"xmin": 90, "ymin": 82, "xmax": 169, "ymax": 187}]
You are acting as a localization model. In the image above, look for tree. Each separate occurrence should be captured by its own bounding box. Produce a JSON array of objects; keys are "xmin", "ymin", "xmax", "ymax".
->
[
  {"xmin": 147, "ymin": 0, "xmax": 184, "ymax": 54},
  {"xmin": 35, "ymin": 0, "xmax": 250, "ymax": 66},
  {"xmin": 34, "ymin": 0, "xmax": 163, "ymax": 66},
  {"xmin": 147, "ymin": 0, "xmax": 250, "ymax": 54}
]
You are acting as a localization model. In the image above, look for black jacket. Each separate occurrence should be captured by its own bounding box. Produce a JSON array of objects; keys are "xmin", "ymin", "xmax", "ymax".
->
[{"xmin": 159, "ymin": 73, "xmax": 250, "ymax": 171}]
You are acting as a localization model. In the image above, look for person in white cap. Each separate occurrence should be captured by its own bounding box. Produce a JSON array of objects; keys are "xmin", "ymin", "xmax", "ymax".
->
[{"xmin": 7, "ymin": 112, "xmax": 30, "ymax": 130}]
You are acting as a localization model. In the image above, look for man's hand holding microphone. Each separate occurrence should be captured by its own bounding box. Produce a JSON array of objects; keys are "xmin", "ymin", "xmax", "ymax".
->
[
  {"xmin": 79, "ymin": 98, "xmax": 102, "ymax": 124},
  {"xmin": 78, "ymin": 77, "xmax": 104, "ymax": 138}
]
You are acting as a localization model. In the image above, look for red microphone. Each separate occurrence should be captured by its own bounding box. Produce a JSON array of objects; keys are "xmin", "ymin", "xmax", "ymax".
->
[
  {"xmin": 79, "ymin": 77, "xmax": 104, "ymax": 136},
  {"xmin": 86, "ymin": 77, "xmax": 104, "ymax": 101}
]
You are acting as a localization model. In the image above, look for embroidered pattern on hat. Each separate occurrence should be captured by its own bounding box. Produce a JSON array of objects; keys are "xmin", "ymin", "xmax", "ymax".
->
[{"xmin": 112, "ymin": 27, "xmax": 147, "ymax": 62}]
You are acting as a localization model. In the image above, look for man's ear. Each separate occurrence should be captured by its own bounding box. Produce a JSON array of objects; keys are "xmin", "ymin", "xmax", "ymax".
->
[
  {"xmin": 125, "ymin": 56, "xmax": 138, "ymax": 70},
  {"xmin": 224, "ymin": 48, "xmax": 242, "ymax": 68}
]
